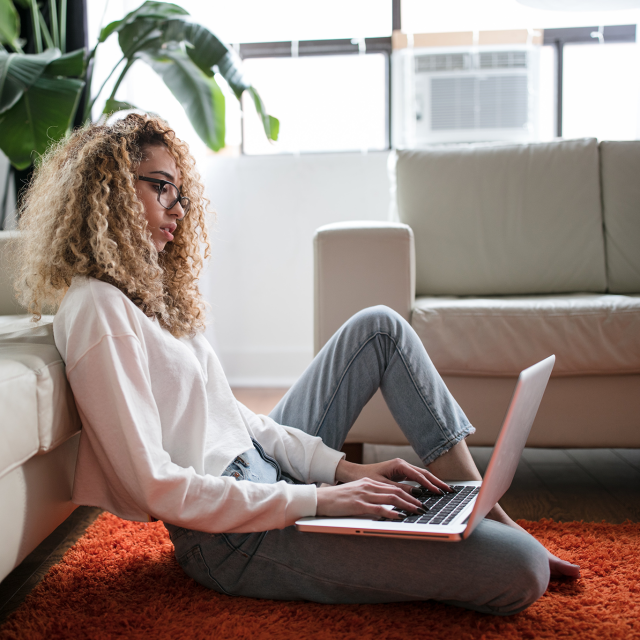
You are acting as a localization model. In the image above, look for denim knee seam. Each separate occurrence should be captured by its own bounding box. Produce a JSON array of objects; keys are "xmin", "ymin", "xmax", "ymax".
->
[
  {"xmin": 314, "ymin": 330, "xmax": 454, "ymax": 446},
  {"xmin": 378, "ymin": 332, "xmax": 459, "ymax": 443},
  {"xmin": 311, "ymin": 330, "xmax": 387, "ymax": 437}
]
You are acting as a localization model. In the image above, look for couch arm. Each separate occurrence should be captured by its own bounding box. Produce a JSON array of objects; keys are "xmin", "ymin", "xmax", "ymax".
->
[
  {"xmin": 0, "ymin": 231, "xmax": 23, "ymax": 316},
  {"xmin": 314, "ymin": 221, "xmax": 415, "ymax": 354}
]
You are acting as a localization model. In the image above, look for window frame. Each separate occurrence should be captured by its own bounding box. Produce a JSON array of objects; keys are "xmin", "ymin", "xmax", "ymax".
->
[
  {"xmin": 543, "ymin": 24, "xmax": 637, "ymax": 137},
  {"xmin": 236, "ymin": 36, "xmax": 393, "ymax": 154},
  {"xmin": 232, "ymin": 2, "xmax": 638, "ymax": 153}
]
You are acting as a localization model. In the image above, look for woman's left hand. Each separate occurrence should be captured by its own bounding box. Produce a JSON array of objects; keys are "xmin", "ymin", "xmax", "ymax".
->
[{"xmin": 334, "ymin": 457, "xmax": 453, "ymax": 496}]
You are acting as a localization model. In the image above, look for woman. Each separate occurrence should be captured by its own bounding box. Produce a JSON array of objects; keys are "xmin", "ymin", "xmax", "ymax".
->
[{"xmin": 14, "ymin": 114, "xmax": 578, "ymax": 616}]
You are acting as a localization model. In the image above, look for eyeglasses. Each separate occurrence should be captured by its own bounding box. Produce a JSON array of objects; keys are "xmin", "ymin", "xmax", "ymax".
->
[{"xmin": 137, "ymin": 176, "xmax": 190, "ymax": 216}]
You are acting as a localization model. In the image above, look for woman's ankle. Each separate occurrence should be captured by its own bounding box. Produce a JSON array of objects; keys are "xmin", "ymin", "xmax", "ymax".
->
[{"xmin": 485, "ymin": 503, "xmax": 524, "ymax": 531}]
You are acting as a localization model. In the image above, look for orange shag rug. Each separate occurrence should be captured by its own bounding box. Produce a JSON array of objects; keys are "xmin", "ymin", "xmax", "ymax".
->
[{"xmin": 1, "ymin": 514, "xmax": 639, "ymax": 640}]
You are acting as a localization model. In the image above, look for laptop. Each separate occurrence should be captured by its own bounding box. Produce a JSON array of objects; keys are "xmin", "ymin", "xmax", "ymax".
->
[{"xmin": 296, "ymin": 355, "xmax": 555, "ymax": 542}]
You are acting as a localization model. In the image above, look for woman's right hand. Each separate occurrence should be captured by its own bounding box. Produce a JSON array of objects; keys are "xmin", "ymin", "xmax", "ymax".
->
[{"xmin": 316, "ymin": 478, "xmax": 424, "ymax": 519}]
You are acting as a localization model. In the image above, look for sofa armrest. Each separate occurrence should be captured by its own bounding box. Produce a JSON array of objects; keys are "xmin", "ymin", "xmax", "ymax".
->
[
  {"xmin": 0, "ymin": 231, "xmax": 24, "ymax": 315},
  {"xmin": 314, "ymin": 221, "xmax": 415, "ymax": 354}
]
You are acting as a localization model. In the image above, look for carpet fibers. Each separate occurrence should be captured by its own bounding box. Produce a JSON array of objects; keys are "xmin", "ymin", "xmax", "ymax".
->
[{"xmin": 1, "ymin": 514, "xmax": 638, "ymax": 639}]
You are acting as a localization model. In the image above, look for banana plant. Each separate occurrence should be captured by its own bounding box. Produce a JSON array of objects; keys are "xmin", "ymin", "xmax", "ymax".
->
[
  {"xmin": 0, "ymin": 0, "xmax": 278, "ymax": 172},
  {"xmin": 0, "ymin": 0, "xmax": 86, "ymax": 170}
]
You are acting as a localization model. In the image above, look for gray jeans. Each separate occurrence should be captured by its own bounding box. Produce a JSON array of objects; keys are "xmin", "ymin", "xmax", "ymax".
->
[{"xmin": 165, "ymin": 306, "xmax": 549, "ymax": 615}]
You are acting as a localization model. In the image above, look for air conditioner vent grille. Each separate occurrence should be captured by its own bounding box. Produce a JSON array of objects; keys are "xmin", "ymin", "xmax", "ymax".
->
[
  {"xmin": 431, "ymin": 75, "xmax": 528, "ymax": 130},
  {"xmin": 479, "ymin": 51, "xmax": 528, "ymax": 69},
  {"xmin": 415, "ymin": 53, "xmax": 472, "ymax": 73}
]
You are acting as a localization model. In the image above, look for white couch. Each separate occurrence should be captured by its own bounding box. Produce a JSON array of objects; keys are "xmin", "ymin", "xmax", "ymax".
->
[
  {"xmin": 0, "ymin": 231, "xmax": 81, "ymax": 583},
  {"xmin": 315, "ymin": 139, "xmax": 640, "ymax": 448}
]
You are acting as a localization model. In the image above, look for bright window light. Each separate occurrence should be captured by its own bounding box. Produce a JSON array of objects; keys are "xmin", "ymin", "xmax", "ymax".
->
[
  {"xmin": 401, "ymin": 0, "xmax": 640, "ymax": 33},
  {"xmin": 177, "ymin": 0, "xmax": 391, "ymax": 43},
  {"xmin": 87, "ymin": 1, "xmax": 391, "ymax": 155},
  {"xmin": 400, "ymin": 0, "xmax": 640, "ymax": 142},
  {"xmin": 563, "ymin": 42, "xmax": 640, "ymax": 140},
  {"xmin": 242, "ymin": 54, "xmax": 388, "ymax": 154}
]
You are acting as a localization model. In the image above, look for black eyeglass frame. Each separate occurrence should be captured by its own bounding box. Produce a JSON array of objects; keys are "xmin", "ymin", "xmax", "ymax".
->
[{"xmin": 137, "ymin": 175, "xmax": 190, "ymax": 215}]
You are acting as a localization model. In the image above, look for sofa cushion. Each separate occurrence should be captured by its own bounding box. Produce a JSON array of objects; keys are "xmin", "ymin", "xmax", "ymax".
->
[
  {"xmin": 0, "ymin": 316, "xmax": 80, "ymax": 479},
  {"xmin": 600, "ymin": 141, "xmax": 640, "ymax": 293},
  {"xmin": 395, "ymin": 139, "xmax": 607, "ymax": 296},
  {"xmin": 412, "ymin": 293, "xmax": 640, "ymax": 377},
  {"xmin": 0, "ymin": 358, "xmax": 40, "ymax": 480}
]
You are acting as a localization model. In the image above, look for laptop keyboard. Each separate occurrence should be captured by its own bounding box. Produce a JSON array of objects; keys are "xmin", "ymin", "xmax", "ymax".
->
[{"xmin": 385, "ymin": 485, "xmax": 480, "ymax": 526}]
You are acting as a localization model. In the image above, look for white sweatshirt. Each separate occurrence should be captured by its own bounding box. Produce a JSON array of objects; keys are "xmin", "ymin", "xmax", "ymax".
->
[{"xmin": 53, "ymin": 276, "xmax": 345, "ymax": 533}]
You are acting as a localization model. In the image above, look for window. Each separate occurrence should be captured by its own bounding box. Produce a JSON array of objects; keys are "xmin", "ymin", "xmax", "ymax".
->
[
  {"xmin": 86, "ymin": 0, "xmax": 393, "ymax": 156},
  {"xmin": 241, "ymin": 46, "xmax": 389, "ymax": 154},
  {"xmin": 87, "ymin": 1, "xmax": 640, "ymax": 155},
  {"xmin": 180, "ymin": 0, "xmax": 393, "ymax": 154},
  {"xmin": 543, "ymin": 25, "xmax": 638, "ymax": 138},
  {"xmin": 397, "ymin": 0, "xmax": 640, "ymax": 145},
  {"xmin": 176, "ymin": 0, "xmax": 392, "ymax": 44},
  {"xmin": 563, "ymin": 42, "xmax": 640, "ymax": 141}
]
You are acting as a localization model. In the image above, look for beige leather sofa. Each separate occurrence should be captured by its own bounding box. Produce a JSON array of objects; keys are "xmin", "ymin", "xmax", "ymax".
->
[
  {"xmin": 315, "ymin": 139, "xmax": 640, "ymax": 448},
  {"xmin": 0, "ymin": 231, "xmax": 81, "ymax": 583}
]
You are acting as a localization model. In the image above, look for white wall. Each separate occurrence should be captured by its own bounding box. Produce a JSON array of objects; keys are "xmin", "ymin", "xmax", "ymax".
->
[{"xmin": 201, "ymin": 151, "xmax": 391, "ymax": 386}]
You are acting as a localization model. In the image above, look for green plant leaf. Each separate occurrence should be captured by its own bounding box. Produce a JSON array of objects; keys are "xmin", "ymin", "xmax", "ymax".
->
[
  {"xmin": 0, "ymin": 74, "xmax": 84, "ymax": 169},
  {"xmin": 162, "ymin": 21, "xmax": 228, "ymax": 75},
  {"xmin": 43, "ymin": 48, "xmax": 85, "ymax": 77},
  {"xmin": 158, "ymin": 21, "xmax": 245, "ymax": 91},
  {"xmin": 127, "ymin": 19, "xmax": 278, "ymax": 144},
  {"xmin": 0, "ymin": 0, "xmax": 20, "ymax": 48},
  {"xmin": 0, "ymin": 48, "xmax": 59, "ymax": 114},
  {"xmin": 99, "ymin": 19, "xmax": 126, "ymax": 43},
  {"xmin": 246, "ymin": 86, "xmax": 279, "ymax": 142},
  {"xmin": 102, "ymin": 97, "xmax": 138, "ymax": 116},
  {"xmin": 178, "ymin": 29, "xmax": 279, "ymax": 142},
  {"xmin": 143, "ymin": 49, "xmax": 225, "ymax": 151},
  {"xmin": 117, "ymin": 19, "xmax": 163, "ymax": 59},
  {"xmin": 211, "ymin": 48, "xmax": 249, "ymax": 98},
  {"xmin": 99, "ymin": 1, "xmax": 188, "ymax": 43},
  {"xmin": 96, "ymin": 2, "xmax": 276, "ymax": 146},
  {"xmin": 0, "ymin": 53, "xmax": 24, "ymax": 112}
]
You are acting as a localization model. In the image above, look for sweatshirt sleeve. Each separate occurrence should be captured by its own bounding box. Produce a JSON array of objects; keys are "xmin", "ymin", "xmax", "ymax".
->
[
  {"xmin": 236, "ymin": 402, "xmax": 345, "ymax": 485},
  {"xmin": 67, "ymin": 334, "xmax": 318, "ymax": 533}
]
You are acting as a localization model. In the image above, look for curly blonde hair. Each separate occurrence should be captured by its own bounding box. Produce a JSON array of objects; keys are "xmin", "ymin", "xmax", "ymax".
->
[{"xmin": 12, "ymin": 113, "xmax": 211, "ymax": 338}]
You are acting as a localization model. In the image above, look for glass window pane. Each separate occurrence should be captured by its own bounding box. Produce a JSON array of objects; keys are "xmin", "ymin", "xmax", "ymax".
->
[
  {"xmin": 176, "ymin": 0, "xmax": 392, "ymax": 43},
  {"xmin": 563, "ymin": 42, "xmax": 640, "ymax": 140},
  {"xmin": 242, "ymin": 54, "xmax": 388, "ymax": 154}
]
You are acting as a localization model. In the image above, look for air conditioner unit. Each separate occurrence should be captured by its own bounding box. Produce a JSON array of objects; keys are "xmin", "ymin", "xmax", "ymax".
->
[{"xmin": 392, "ymin": 45, "xmax": 540, "ymax": 147}]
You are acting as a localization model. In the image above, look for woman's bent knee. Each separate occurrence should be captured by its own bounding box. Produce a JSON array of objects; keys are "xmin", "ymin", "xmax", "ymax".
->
[
  {"xmin": 518, "ymin": 537, "xmax": 550, "ymax": 607},
  {"xmin": 348, "ymin": 305, "xmax": 405, "ymax": 334},
  {"xmin": 460, "ymin": 521, "xmax": 549, "ymax": 616},
  {"xmin": 493, "ymin": 528, "xmax": 550, "ymax": 615}
]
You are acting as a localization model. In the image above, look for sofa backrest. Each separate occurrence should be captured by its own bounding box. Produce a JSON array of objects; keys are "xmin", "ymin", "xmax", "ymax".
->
[
  {"xmin": 395, "ymin": 139, "xmax": 607, "ymax": 296},
  {"xmin": 599, "ymin": 141, "xmax": 640, "ymax": 293}
]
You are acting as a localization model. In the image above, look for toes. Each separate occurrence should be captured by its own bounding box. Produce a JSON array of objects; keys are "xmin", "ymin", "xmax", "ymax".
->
[{"xmin": 548, "ymin": 553, "xmax": 580, "ymax": 578}]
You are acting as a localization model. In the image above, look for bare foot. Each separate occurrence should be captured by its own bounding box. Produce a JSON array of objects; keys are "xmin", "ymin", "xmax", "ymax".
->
[
  {"xmin": 486, "ymin": 504, "xmax": 581, "ymax": 580},
  {"xmin": 548, "ymin": 551, "xmax": 581, "ymax": 578}
]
